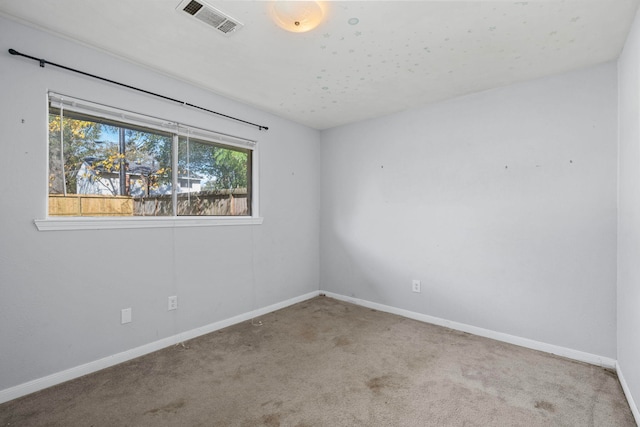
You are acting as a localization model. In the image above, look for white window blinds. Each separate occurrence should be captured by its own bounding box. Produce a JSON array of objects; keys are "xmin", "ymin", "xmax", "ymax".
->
[{"xmin": 48, "ymin": 92, "xmax": 257, "ymax": 150}]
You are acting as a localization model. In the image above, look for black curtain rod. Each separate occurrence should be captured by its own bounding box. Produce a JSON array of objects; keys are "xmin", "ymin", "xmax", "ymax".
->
[{"xmin": 8, "ymin": 48, "xmax": 269, "ymax": 131}]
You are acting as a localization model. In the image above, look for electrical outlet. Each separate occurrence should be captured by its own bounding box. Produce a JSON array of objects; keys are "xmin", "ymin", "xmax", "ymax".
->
[
  {"xmin": 412, "ymin": 280, "xmax": 421, "ymax": 293},
  {"xmin": 168, "ymin": 296, "xmax": 178, "ymax": 311},
  {"xmin": 121, "ymin": 308, "xmax": 132, "ymax": 324}
]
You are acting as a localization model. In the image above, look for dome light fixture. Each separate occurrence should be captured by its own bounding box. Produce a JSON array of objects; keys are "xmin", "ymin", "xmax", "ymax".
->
[{"xmin": 270, "ymin": 1, "xmax": 325, "ymax": 33}]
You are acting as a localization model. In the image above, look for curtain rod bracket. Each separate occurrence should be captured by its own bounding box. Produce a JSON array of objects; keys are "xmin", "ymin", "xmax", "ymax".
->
[{"xmin": 8, "ymin": 48, "xmax": 269, "ymax": 132}]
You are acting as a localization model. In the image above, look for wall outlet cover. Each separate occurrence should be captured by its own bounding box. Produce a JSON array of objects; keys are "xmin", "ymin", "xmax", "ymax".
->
[
  {"xmin": 121, "ymin": 308, "xmax": 132, "ymax": 324},
  {"xmin": 412, "ymin": 280, "xmax": 421, "ymax": 293}
]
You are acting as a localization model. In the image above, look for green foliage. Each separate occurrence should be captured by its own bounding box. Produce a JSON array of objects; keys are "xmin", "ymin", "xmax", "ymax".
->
[
  {"xmin": 48, "ymin": 113, "xmax": 102, "ymax": 194},
  {"xmin": 178, "ymin": 138, "xmax": 248, "ymax": 192},
  {"xmin": 211, "ymin": 148, "xmax": 248, "ymax": 191}
]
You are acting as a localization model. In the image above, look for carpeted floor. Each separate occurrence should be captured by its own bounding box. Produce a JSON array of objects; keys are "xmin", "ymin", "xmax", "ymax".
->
[{"xmin": 0, "ymin": 296, "xmax": 635, "ymax": 426}]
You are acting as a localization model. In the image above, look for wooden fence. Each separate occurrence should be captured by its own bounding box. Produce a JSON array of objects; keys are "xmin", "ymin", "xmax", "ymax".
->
[
  {"xmin": 49, "ymin": 190, "xmax": 248, "ymax": 217},
  {"xmin": 48, "ymin": 194, "xmax": 133, "ymax": 216},
  {"xmin": 134, "ymin": 191, "xmax": 248, "ymax": 216}
]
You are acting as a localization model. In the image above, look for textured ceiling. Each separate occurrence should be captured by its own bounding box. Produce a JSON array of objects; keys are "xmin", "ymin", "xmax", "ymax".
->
[{"xmin": 1, "ymin": 0, "xmax": 638, "ymax": 130}]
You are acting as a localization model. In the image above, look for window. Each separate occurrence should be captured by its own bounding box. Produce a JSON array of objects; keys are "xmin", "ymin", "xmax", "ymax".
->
[
  {"xmin": 177, "ymin": 136, "xmax": 251, "ymax": 216},
  {"xmin": 46, "ymin": 93, "xmax": 256, "ymax": 221}
]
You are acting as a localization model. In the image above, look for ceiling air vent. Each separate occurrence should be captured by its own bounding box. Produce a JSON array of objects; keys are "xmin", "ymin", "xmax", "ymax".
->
[{"xmin": 177, "ymin": 0, "xmax": 243, "ymax": 36}]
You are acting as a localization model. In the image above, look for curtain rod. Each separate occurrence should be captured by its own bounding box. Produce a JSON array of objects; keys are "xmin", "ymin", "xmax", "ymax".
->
[{"xmin": 8, "ymin": 48, "xmax": 269, "ymax": 131}]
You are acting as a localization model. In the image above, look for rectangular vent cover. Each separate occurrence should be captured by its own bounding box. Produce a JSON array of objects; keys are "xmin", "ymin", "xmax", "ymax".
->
[{"xmin": 177, "ymin": 0, "xmax": 243, "ymax": 36}]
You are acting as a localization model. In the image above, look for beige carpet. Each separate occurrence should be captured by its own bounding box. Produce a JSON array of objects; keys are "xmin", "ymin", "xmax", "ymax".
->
[{"xmin": 0, "ymin": 296, "xmax": 635, "ymax": 426}]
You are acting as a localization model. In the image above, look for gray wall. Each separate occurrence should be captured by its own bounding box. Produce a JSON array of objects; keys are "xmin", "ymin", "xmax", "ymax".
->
[
  {"xmin": 320, "ymin": 63, "xmax": 618, "ymax": 358},
  {"xmin": 0, "ymin": 17, "xmax": 320, "ymax": 391},
  {"xmin": 618, "ymin": 4, "xmax": 640, "ymax": 417}
]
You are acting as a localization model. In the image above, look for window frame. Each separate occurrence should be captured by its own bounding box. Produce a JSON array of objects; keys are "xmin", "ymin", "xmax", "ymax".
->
[{"xmin": 36, "ymin": 92, "xmax": 263, "ymax": 231}]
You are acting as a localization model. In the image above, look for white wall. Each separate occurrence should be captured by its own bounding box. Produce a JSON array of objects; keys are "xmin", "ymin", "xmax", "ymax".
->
[
  {"xmin": 320, "ymin": 63, "xmax": 618, "ymax": 358},
  {"xmin": 618, "ymin": 4, "xmax": 640, "ymax": 418},
  {"xmin": 0, "ymin": 17, "xmax": 320, "ymax": 392}
]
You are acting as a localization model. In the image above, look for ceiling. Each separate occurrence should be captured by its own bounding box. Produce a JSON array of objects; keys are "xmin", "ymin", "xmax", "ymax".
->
[{"xmin": 1, "ymin": 0, "xmax": 638, "ymax": 130}]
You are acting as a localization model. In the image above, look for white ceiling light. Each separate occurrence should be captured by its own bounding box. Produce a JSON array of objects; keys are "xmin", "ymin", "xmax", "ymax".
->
[{"xmin": 270, "ymin": 1, "xmax": 325, "ymax": 33}]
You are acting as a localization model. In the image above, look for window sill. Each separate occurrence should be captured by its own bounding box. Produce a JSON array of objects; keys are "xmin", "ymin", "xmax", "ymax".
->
[{"xmin": 34, "ymin": 216, "xmax": 264, "ymax": 231}]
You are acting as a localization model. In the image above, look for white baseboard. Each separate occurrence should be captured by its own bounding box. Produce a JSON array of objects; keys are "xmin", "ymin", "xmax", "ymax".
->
[
  {"xmin": 617, "ymin": 362, "xmax": 640, "ymax": 425},
  {"xmin": 321, "ymin": 291, "xmax": 617, "ymax": 369},
  {"xmin": 0, "ymin": 290, "xmax": 320, "ymax": 405}
]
